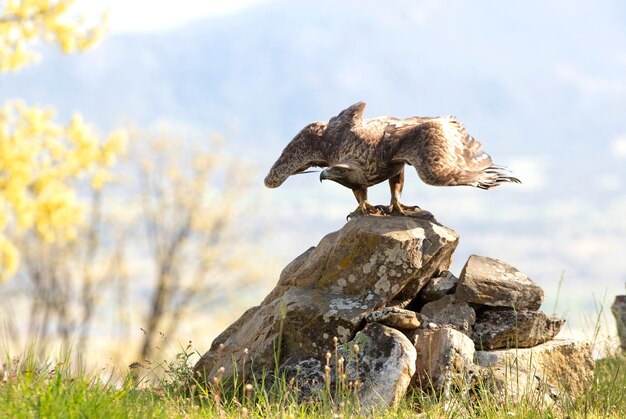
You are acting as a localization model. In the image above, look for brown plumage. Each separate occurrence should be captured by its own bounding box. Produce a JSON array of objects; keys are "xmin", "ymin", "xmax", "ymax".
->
[{"xmin": 265, "ymin": 101, "xmax": 520, "ymax": 216}]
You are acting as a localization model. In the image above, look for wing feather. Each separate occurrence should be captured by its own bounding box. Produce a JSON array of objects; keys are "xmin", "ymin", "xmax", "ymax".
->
[
  {"xmin": 264, "ymin": 122, "xmax": 330, "ymax": 188},
  {"xmin": 390, "ymin": 117, "xmax": 520, "ymax": 188}
]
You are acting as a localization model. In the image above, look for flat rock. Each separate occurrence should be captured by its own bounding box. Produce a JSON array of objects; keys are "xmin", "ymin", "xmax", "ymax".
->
[
  {"xmin": 365, "ymin": 307, "xmax": 421, "ymax": 330},
  {"xmin": 455, "ymin": 255, "xmax": 543, "ymax": 310},
  {"xmin": 475, "ymin": 339, "xmax": 594, "ymax": 405},
  {"xmin": 473, "ymin": 309, "xmax": 565, "ymax": 350},
  {"xmin": 612, "ymin": 295, "xmax": 626, "ymax": 350},
  {"xmin": 409, "ymin": 326, "xmax": 475, "ymax": 395},
  {"xmin": 420, "ymin": 295, "xmax": 476, "ymax": 334},
  {"xmin": 194, "ymin": 215, "xmax": 458, "ymax": 383}
]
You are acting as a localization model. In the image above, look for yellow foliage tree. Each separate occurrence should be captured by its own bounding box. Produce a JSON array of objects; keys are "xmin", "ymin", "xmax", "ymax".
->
[
  {"xmin": 0, "ymin": 1, "xmax": 123, "ymax": 281},
  {"xmin": 0, "ymin": 0, "xmax": 105, "ymax": 71},
  {"xmin": 0, "ymin": 101, "xmax": 126, "ymax": 280}
]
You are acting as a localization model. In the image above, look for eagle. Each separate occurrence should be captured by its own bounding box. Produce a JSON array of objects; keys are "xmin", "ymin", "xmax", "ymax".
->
[{"xmin": 264, "ymin": 102, "xmax": 520, "ymax": 217}]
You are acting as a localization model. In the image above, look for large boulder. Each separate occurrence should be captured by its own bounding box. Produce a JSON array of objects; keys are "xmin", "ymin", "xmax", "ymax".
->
[
  {"xmin": 475, "ymin": 339, "xmax": 594, "ymax": 404},
  {"xmin": 342, "ymin": 322, "xmax": 417, "ymax": 410},
  {"xmin": 193, "ymin": 212, "xmax": 458, "ymax": 382},
  {"xmin": 455, "ymin": 255, "xmax": 544, "ymax": 310},
  {"xmin": 279, "ymin": 322, "xmax": 417, "ymax": 411}
]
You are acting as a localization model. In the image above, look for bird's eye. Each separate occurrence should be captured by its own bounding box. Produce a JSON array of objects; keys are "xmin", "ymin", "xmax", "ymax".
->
[{"xmin": 335, "ymin": 167, "xmax": 345, "ymax": 173}]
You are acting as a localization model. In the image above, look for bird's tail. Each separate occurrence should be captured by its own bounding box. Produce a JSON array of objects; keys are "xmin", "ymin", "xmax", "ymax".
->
[{"xmin": 475, "ymin": 165, "xmax": 521, "ymax": 190}]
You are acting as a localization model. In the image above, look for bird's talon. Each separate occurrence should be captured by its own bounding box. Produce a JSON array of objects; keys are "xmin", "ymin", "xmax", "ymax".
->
[
  {"xmin": 389, "ymin": 205, "xmax": 406, "ymax": 216},
  {"xmin": 387, "ymin": 203, "xmax": 422, "ymax": 216},
  {"xmin": 347, "ymin": 202, "xmax": 387, "ymax": 220}
]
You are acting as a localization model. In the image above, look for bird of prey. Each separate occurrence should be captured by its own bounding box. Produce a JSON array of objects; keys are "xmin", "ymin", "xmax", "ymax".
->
[{"xmin": 264, "ymin": 102, "xmax": 520, "ymax": 217}]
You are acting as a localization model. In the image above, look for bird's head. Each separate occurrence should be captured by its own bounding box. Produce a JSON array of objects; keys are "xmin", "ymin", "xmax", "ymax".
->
[{"xmin": 319, "ymin": 162, "xmax": 365, "ymax": 189}]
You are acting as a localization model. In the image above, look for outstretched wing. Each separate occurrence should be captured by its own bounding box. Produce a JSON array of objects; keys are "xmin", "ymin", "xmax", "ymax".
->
[
  {"xmin": 264, "ymin": 121, "xmax": 330, "ymax": 188},
  {"xmin": 390, "ymin": 116, "xmax": 520, "ymax": 188}
]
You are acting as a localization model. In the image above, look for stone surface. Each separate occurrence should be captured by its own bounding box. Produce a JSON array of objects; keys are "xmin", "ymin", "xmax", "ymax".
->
[
  {"xmin": 365, "ymin": 307, "xmax": 421, "ymax": 330},
  {"xmin": 280, "ymin": 323, "xmax": 417, "ymax": 409},
  {"xmin": 416, "ymin": 271, "xmax": 458, "ymax": 306},
  {"xmin": 409, "ymin": 326, "xmax": 476, "ymax": 395},
  {"xmin": 193, "ymin": 287, "xmax": 372, "ymax": 381},
  {"xmin": 279, "ymin": 357, "xmax": 326, "ymax": 399},
  {"xmin": 342, "ymin": 323, "xmax": 417, "ymax": 410},
  {"xmin": 455, "ymin": 255, "xmax": 544, "ymax": 310},
  {"xmin": 193, "ymin": 212, "xmax": 595, "ymax": 411},
  {"xmin": 473, "ymin": 309, "xmax": 565, "ymax": 350},
  {"xmin": 612, "ymin": 295, "xmax": 626, "ymax": 350},
  {"xmin": 475, "ymin": 339, "xmax": 594, "ymax": 404},
  {"xmin": 194, "ymin": 214, "xmax": 458, "ymax": 382},
  {"xmin": 420, "ymin": 295, "xmax": 476, "ymax": 334}
]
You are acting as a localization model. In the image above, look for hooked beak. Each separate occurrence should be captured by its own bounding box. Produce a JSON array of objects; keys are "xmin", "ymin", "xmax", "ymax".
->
[{"xmin": 319, "ymin": 170, "xmax": 328, "ymax": 183}]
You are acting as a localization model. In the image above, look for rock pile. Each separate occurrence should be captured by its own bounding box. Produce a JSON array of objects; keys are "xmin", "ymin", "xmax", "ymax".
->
[{"xmin": 193, "ymin": 211, "xmax": 594, "ymax": 411}]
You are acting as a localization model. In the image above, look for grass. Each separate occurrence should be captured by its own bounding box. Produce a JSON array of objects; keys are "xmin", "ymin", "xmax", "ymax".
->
[{"xmin": 2, "ymin": 343, "xmax": 626, "ymax": 419}]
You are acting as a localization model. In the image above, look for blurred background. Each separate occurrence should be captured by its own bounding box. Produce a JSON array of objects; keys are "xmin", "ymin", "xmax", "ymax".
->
[{"xmin": 1, "ymin": 0, "xmax": 625, "ymax": 367}]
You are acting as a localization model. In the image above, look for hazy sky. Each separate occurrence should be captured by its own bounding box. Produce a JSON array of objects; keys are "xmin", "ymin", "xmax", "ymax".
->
[
  {"xmin": 82, "ymin": 0, "xmax": 274, "ymax": 33},
  {"xmin": 3, "ymin": 0, "xmax": 625, "ymax": 354}
]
